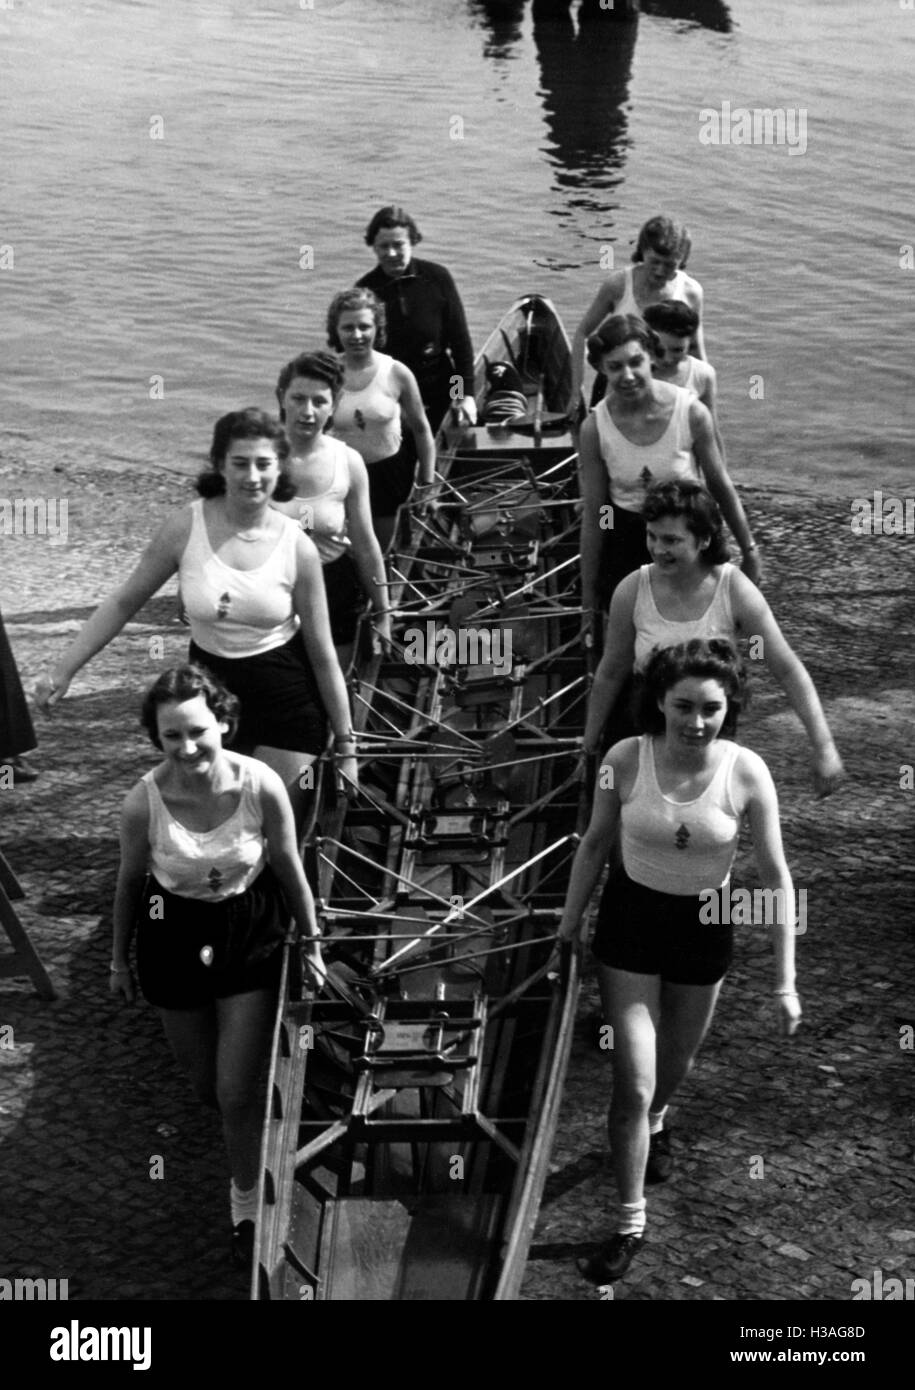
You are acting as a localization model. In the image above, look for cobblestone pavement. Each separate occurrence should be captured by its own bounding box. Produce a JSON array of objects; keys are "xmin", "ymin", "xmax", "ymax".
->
[{"xmin": 1, "ymin": 455, "xmax": 913, "ymax": 1303}]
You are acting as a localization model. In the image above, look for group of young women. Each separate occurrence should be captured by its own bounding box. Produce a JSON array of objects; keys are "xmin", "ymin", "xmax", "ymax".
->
[
  {"xmin": 30, "ymin": 208, "xmax": 842, "ymax": 1283},
  {"xmin": 557, "ymin": 215, "xmax": 843, "ymax": 1285}
]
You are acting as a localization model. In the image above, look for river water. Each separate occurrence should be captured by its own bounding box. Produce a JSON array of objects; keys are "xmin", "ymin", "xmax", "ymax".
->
[{"xmin": 2, "ymin": 0, "xmax": 913, "ymax": 498}]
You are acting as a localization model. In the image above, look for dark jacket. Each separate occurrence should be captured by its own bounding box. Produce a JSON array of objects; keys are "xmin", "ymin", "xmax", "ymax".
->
[{"xmin": 356, "ymin": 258, "xmax": 474, "ymax": 411}]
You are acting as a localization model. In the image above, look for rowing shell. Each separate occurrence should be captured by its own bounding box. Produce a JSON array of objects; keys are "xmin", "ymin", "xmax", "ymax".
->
[{"xmin": 252, "ymin": 295, "xmax": 588, "ymax": 1301}]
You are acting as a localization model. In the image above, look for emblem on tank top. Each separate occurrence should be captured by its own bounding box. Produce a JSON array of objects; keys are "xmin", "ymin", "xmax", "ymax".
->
[
  {"xmin": 675, "ymin": 823, "xmax": 690, "ymax": 851},
  {"xmin": 207, "ymin": 866, "xmax": 223, "ymax": 891},
  {"xmin": 354, "ymin": 408, "xmax": 366, "ymax": 431},
  {"xmin": 640, "ymin": 466, "xmax": 654, "ymax": 487},
  {"xmin": 216, "ymin": 591, "xmax": 231, "ymax": 620}
]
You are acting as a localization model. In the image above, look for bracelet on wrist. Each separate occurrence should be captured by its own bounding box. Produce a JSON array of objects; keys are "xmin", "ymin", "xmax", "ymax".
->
[
  {"xmin": 774, "ymin": 987, "xmax": 798, "ymax": 996},
  {"xmin": 743, "ymin": 542, "xmax": 758, "ymax": 553},
  {"xmin": 110, "ymin": 963, "xmax": 132, "ymax": 974}
]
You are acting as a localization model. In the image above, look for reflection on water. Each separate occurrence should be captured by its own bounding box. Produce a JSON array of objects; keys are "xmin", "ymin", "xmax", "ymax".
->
[
  {"xmin": 467, "ymin": 0, "xmax": 526, "ymax": 60},
  {"xmin": 531, "ymin": 0, "xmax": 638, "ymax": 209}
]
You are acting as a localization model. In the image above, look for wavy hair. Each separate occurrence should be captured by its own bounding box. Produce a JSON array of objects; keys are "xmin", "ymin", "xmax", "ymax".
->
[
  {"xmin": 634, "ymin": 638, "xmax": 746, "ymax": 737},
  {"xmin": 140, "ymin": 663, "xmax": 240, "ymax": 750}
]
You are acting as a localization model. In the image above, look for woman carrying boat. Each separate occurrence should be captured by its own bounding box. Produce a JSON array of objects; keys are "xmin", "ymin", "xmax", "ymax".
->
[
  {"xmin": 577, "ymin": 314, "xmax": 759, "ymax": 630},
  {"xmin": 110, "ymin": 663, "xmax": 325, "ymax": 1268},
  {"xmin": 34, "ymin": 408, "xmax": 358, "ymax": 825},
  {"xmin": 559, "ymin": 638, "xmax": 802, "ymax": 1283},
  {"xmin": 582, "ymin": 480, "xmax": 844, "ymax": 796},
  {"xmin": 273, "ymin": 349, "xmax": 391, "ymax": 670},
  {"xmin": 571, "ymin": 215, "xmax": 706, "ymax": 410},
  {"xmin": 327, "ymin": 287, "xmax": 437, "ymax": 553},
  {"xmin": 356, "ymin": 205, "xmax": 476, "ymax": 432}
]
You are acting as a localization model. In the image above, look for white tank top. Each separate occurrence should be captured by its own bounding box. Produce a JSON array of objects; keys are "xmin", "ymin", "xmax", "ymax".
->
[
  {"xmin": 621, "ymin": 736, "xmax": 742, "ymax": 897},
  {"xmin": 273, "ymin": 438, "xmax": 350, "ymax": 565},
  {"xmin": 633, "ymin": 564, "xmax": 736, "ymax": 671},
  {"xmin": 180, "ymin": 500, "xmax": 300, "ymax": 658},
  {"xmin": 682, "ymin": 356, "xmax": 713, "ymax": 399},
  {"xmin": 614, "ymin": 264, "xmax": 692, "ymax": 318},
  {"xmin": 332, "ymin": 353, "xmax": 402, "ymax": 464},
  {"xmin": 143, "ymin": 754, "xmax": 266, "ymax": 901},
  {"xmin": 593, "ymin": 385, "xmax": 698, "ymax": 514}
]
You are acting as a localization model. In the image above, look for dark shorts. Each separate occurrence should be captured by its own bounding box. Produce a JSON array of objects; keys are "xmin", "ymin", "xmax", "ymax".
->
[
  {"xmin": 598, "ymin": 504, "xmax": 651, "ymax": 611},
  {"xmin": 135, "ymin": 869, "xmax": 287, "ymax": 1009},
  {"xmin": 592, "ymin": 867, "xmax": 733, "ymax": 986},
  {"xmin": 322, "ymin": 552, "xmax": 366, "ymax": 646},
  {"xmin": 367, "ymin": 445, "xmax": 416, "ymax": 516},
  {"xmin": 189, "ymin": 635, "xmax": 326, "ymax": 755}
]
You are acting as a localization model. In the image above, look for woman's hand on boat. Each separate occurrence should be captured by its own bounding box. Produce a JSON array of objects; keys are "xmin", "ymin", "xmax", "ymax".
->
[
  {"xmin": 335, "ymin": 752, "xmax": 359, "ymax": 800},
  {"xmin": 371, "ymin": 614, "xmax": 393, "ymax": 655},
  {"xmin": 777, "ymin": 991, "xmax": 802, "ymax": 1037},
  {"xmin": 813, "ymin": 744, "xmax": 844, "ymax": 797},
  {"xmin": 301, "ymin": 938, "xmax": 327, "ymax": 992},
  {"xmin": 34, "ymin": 670, "xmax": 69, "ymax": 711}
]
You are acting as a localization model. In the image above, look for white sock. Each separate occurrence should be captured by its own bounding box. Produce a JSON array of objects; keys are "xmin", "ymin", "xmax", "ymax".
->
[
  {"xmin": 648, "ymin": 1106, "xmax": 668, "ymax": 1136},
  {"xmin": 230, "ymin": 1180, "xmax": 258, "ymax": 1227},
  {"xmin": 618, "ymin": 1198, "xmax": 646, "ymax": 1237}
]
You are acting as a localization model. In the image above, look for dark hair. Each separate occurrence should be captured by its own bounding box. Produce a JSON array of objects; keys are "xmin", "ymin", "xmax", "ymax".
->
[
  {"xmin": 632, "ymin": 215, "xmax": 692, "ymax": 268},
  {"xmin": 364, "ymin": 205, "xmax": 422, "ymax": 247},
  {"xmin": 196, "ymin": 407, "xmax": 296, "ymax": 501},
  {"xmin": 325, "ymin": 287, "xmax": 386, "ymax": 352},
  {"xmin": 140, "ymin": 663, "xmax": 240, "ymax": 750},
  {"xmin": 643, "ymin": 300, "xmax": 699, "ymax": 339},
  {"xmin": 641, "ymin": 480, "xmax": 730, "ymax": 565},
  {"xmin": 275, "ymin": 351, "xmax": 345, "ymax": 419},
  {"xmin": 586, "ymin": 313, "xmax": 658, "ymax": 369},
  {"xmin": 635, "ymin": 639, "xmax": 746, "ymax": 737}
]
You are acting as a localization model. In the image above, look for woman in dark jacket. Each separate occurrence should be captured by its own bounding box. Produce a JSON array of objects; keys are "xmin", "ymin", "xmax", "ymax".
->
[{"xmin": 356, "ymin": 205, "xmax": 476, "ymax": 433}]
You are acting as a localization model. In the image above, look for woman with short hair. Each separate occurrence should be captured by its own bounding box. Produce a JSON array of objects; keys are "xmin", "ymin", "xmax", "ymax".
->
[
  {"xmin": 356, "ymin": 204, "xmax": 476, "ymax": 432},
  {"xmin": 577, "ymin": 315, "xmax": 759, "ymax": 628},
  {"xmin": 571, "ymin": 214, "xmax": 706, "ymax": 410},
  {"xmin": 583, "ymin": 480, "xmax": 843, "ymax": 796},
  {"xmin": 326, "ymin": 286, "xmax": 436, "ymax": 551},
  {"xmin": 35, "ymin": 408, "xmax": 358, "ymax": 823},
  {"xmin": 560, "ymin": 639, "xmax": 802, "ymax": 1284},
  {"xmin": 273, "ymin": 348, "xmax": 391, "ymax": 669},
  {"xmin": 110, "ymin": 664, "xmax": 324, "ymax": 1269}
]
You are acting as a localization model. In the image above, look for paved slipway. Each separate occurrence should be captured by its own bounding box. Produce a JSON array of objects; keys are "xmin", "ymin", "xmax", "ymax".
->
[{"xmin": 0, "ymin": 455, "xmax": 913, "ymax": 1304}]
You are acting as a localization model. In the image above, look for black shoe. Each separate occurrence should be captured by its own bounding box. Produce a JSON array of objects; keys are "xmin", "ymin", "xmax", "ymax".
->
[
  {"xmin": 4, "ymin": 755, "xmax": 39, "ymax": 784},
  {"xmin": 646, "ymin": 1127, "xmax": 673, "ymax": 1183},
  {"xmin": 578, "ymin": 1232, "xmax": 644, "ymax": 1283},
  {"xmin": 230, "ymin": 1219, "xmax": 255, "ymax": 1271}
]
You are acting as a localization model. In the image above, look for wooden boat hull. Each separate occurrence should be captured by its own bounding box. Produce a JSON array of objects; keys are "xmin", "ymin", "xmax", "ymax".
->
[{"xmin": 253, "ymin": 296, "xmax": 587, "ymax": 1301}]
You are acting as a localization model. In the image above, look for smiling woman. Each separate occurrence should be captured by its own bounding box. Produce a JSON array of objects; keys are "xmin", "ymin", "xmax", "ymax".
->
[
  {"xmin": 582, "ymin": 479, "xmax": 843, "ymax": 795},
  {"xmin": 560, "ymin": 638, "xmax": 803, "ymax": 1287},
  {"xmin": 576, "ymin": 314, "xmax": 758, "ymax": 629},
  {"xmin": 110, "ymin": 663, "xmax": 325, "ymax": 1272},
  {"xmin": 34, "ymin": 407, "xmax": 359, "ymax": 827}
]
